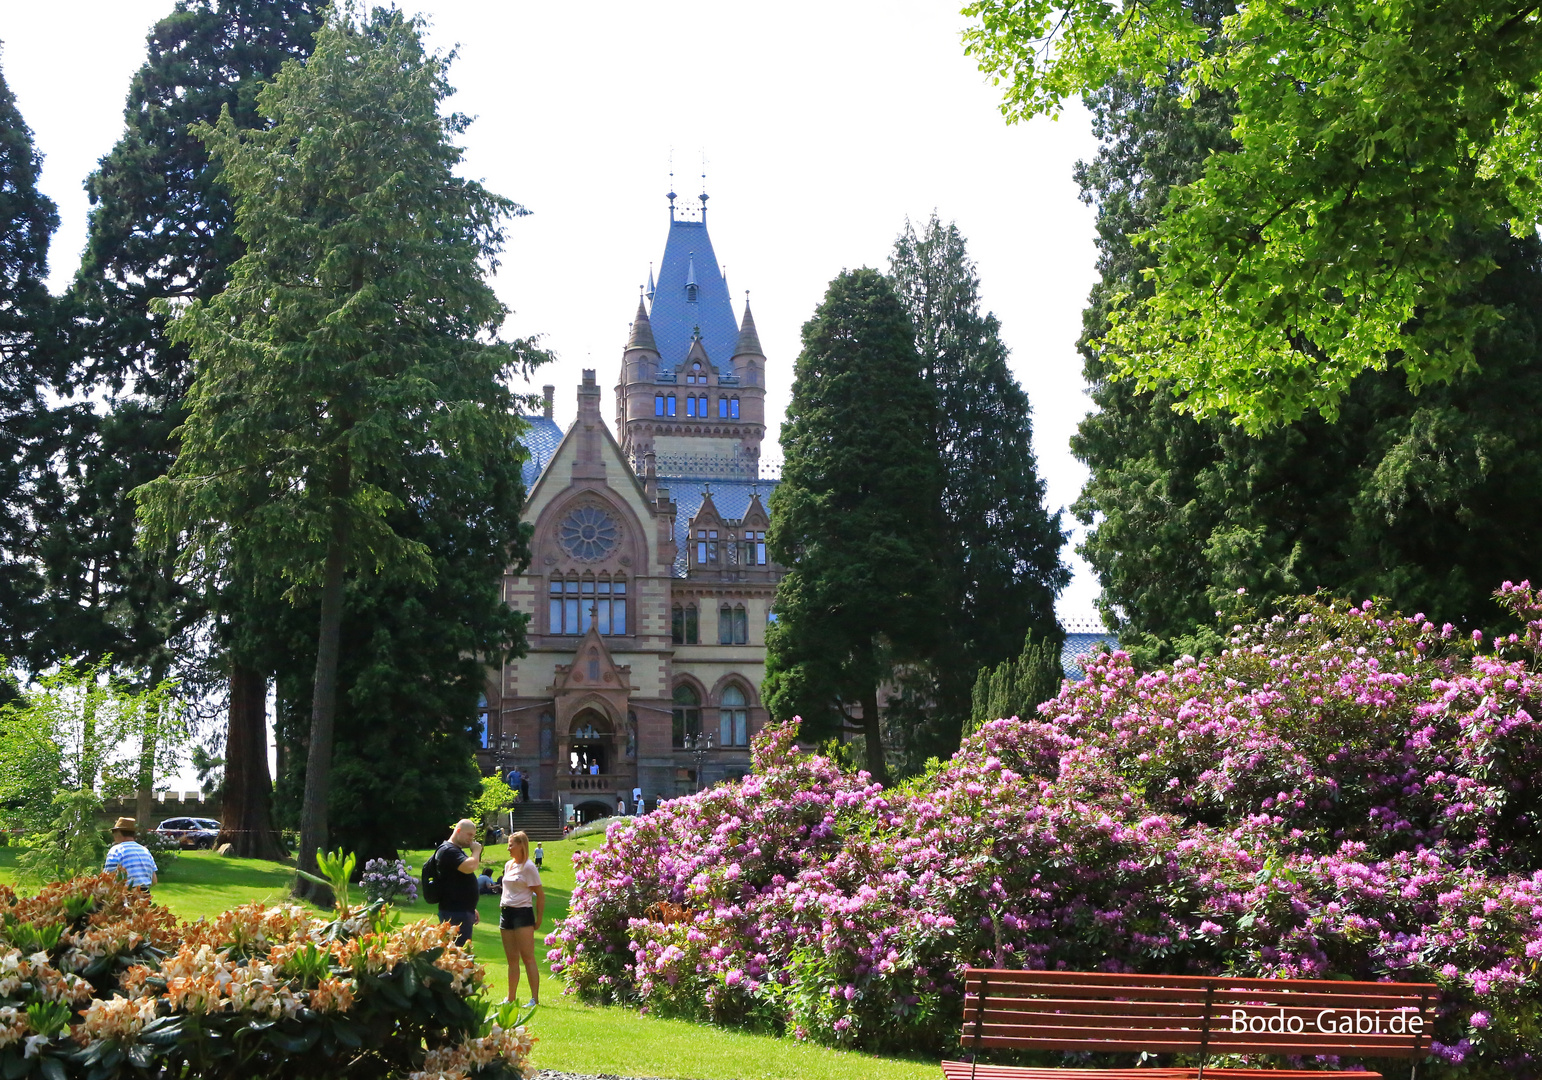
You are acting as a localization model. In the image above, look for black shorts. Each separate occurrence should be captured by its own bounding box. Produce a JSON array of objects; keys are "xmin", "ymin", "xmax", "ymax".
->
[{"xmin": 500, "ymin": 906, "xmax": 536, "ymax": 931}]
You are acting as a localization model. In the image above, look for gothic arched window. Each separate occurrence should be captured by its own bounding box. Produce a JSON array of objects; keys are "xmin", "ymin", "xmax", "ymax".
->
[
  {"xmin": 734, "ymin": 604, "xmax": 748, "ymax": 645},
  {"xmin": 685, "ymin": 395, "xmax": 697, "ymax": 418},
  {"xmin": 654, "ymin": 393, "xmax": 664, "ymax": 417},
  {"xmin": 719, "ymin": 684, "xmax": 748, "ymax": 746},
  {"xmin": 729, "ymin": 397, "xmax": 740, "ymax": 419},
  {"xmin": 718, "ymin": 603, "xmax": 733, "ymax": 645},
  {"xmin": 697, "ymin": 394, "xmax": 708, "ymax": 416},
  {"xmin": 717, "ymin": 396, "xmax": 728, "ymax": 418},
  {"xmin": 672, "ymin": 684, "xmax": 701, "ymax": 746},
  {"xmin": 667, "ymin": 394, "xmax": 677, "ymax": 417},
  {"xmin": 549, "ymin": 574, "xmax": 581, "ymax": 634}
]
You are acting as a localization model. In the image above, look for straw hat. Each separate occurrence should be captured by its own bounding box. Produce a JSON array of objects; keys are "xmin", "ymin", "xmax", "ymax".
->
[{"xmin": 112, "ymin": 817, "xmax": 137, "ymax": 834}]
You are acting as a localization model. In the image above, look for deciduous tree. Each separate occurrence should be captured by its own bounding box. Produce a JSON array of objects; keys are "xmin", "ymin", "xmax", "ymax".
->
[
  {"xmin": 1072, "ymin": 42, "xmax": 1542, "ymax": 661},
  {"xmin": 964, "ymin": 0, "xmax": 1542, "ymax": 429},
  {"xmin": 765, "ymin": 269, "xmax": 943, "ymax": 784}
]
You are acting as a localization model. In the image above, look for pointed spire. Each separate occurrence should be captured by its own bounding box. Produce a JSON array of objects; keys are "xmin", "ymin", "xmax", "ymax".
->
[
  {"xmin": 733, "ymin": 293, "xmax": 763, "ymax": 357},
  {"xmin": 627, "ymin": 293, "xmax": 657, "ymax": 352},
  {"xmin": 646, "ymin": 262, "xmax": 656, "ymax": 302}
]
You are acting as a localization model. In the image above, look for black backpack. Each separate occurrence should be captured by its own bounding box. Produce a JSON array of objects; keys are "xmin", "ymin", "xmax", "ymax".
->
[{"xmin": 420, "ymin": 845, "xmax": 446, "ymax": 905}]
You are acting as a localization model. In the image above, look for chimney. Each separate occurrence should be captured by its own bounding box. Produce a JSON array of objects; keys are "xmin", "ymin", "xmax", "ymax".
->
[
  {"xmin": 644, "ymin": 450, "xmax": 657, "ymax": 499},
  {"xmin": 541, "ymin": 385, "xmax": 554, "ymax": 419}
]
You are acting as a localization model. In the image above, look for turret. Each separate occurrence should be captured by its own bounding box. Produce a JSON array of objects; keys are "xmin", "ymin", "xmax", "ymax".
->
[{"xmin": 617, "ymin": 294, "xmax": 662, "ymax": 453}]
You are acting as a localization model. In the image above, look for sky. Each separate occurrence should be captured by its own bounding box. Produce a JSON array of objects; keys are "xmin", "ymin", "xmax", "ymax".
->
[{"xmin": 1, "ymin": 0, "xmax": 1107, "ymax": 622}]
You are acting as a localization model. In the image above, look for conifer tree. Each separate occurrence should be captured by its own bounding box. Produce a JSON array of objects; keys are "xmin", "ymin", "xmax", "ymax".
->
[
  {"xmin": 966, "ymin": 631, "xmax": 1063, "ymax": 736},
  {"xmin": 32, "ymin": 0, "xmax": 320, "ymax": 845},
  {"xmin": 765, "ymin": 269, "xmax": 943, "ymax": 785},
  {"xmin": 889, "ymin": 215, "xmax": 1067, "ymax": 759},
  {"xmin": 136, "ymin": 8, "xmax": 536, "ymax": 891},
  {"xmin": 0, "ymin": 58, "xmax": 60, "ymax": 656}
]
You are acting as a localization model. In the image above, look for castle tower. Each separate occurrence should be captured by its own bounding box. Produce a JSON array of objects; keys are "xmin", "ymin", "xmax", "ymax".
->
[{"xmin": 616, "ymin": 196, "xmax": 767, "ymax": 478}]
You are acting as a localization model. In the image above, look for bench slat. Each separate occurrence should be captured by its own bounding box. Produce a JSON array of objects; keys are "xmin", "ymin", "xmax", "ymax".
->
[
  {"xmin": 942, "ymin": 1065, "xmax": 1383, "ymax": 1080},
  {"xmin": 965, "ymin": 969, "xmax": 1436, "ymax": 993},
  {"xmin": 966, "ymin": 982, "xmax": 1430, "ymax": 1010}
]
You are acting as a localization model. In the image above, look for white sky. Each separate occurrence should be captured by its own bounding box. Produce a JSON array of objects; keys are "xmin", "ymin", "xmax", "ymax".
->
[{"xmin": 1, "ymin": 0, "xmax": 1105, "ymax": 621}]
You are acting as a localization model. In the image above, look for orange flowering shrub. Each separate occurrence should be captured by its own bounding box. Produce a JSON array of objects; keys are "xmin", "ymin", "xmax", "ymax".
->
[{"xmin": 0, "ymin": 874, "xmax": 533, "ymax": 1079}]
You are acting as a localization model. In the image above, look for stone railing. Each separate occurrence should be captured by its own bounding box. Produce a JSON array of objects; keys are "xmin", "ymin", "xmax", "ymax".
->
[{"xmin": 562, "ymin": 773, "xmax": 622, "ymax": 792}]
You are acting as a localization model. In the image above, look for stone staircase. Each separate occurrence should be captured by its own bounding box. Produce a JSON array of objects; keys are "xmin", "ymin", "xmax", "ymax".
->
[{"xmin": 505, "ymin": 801, "xmax": 564, "ymax": 841}]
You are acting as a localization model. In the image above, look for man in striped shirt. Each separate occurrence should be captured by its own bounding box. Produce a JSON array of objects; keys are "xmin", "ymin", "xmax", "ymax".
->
[{"xmin": 103, "ymin": 817, "xmax": 158, "ymax": 890}]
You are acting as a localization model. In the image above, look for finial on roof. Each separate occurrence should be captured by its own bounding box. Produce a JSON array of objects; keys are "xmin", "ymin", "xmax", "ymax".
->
[
  {"xmin": 647, "ymin": 262, "xmax": 655, "ymax": 302},
  {"xmin": 692, "ymin": 324, "xmax": 702, "ymax": 341},
  {"xmin": 700, "ymin": 150, "xmax": 709, "ymax": 222},
  {"xmin": 627, "ymin": 294, "xmax": 657, "ymax": 352}
]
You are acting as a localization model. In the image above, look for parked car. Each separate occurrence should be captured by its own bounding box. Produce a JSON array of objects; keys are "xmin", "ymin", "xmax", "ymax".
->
[{"xmin": 155, "ymin": 817, "xmax": 221, "ymax": 849}]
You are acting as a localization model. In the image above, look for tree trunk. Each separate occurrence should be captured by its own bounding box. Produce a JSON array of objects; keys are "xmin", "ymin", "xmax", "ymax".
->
[
  {"xmin": 860, "ymin": 682, "xmax": 890, "ymax": 786},
  {"xmin": 134, "ymin": 661, "xmax": 168, "ymax": 832},
  {"xmin": 296, "ymin": 460, "xmax": 351, "ymax": 902},
  {"xmin": 223, "ymin": 661, "xmax": 285, "ymax": 860}
]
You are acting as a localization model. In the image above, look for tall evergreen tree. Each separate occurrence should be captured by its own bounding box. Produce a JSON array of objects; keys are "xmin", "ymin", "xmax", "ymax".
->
[
  {"xmin": 765, "ymin": 269, "xmax": 944, "ymax": 785},
  {"xmin": 136, "ymin": 7, "xmax": 536, "ymax": 893},
  {"xmin": 28, "ymin": 0, "xmax": 321, "ymax": 843},
  {"xmin": 888, "ymin": 215, "xmax": 1067, "ymax": 760},
  {"xmin": 0, "ymin": 57, "xmax": 61, "ymax": 654},
  {"xmin": 1074, "ymin": 47, "xmax": 1542, "ymax": 662}
]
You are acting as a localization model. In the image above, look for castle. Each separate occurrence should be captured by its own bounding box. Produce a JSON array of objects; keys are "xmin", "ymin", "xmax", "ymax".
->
[{"xmin": 481, "ymin": 194, "xmax": 781, "ymax": 823}]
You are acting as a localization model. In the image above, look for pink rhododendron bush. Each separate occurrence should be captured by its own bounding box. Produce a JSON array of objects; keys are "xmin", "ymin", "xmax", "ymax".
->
[
  {"xmin": 0, "ymin": 873, "xmax": 533, "ymax": 1079},
  {"xmin": 548, "ymin": 585, "xmax": 1542, "ymax": 1075}
]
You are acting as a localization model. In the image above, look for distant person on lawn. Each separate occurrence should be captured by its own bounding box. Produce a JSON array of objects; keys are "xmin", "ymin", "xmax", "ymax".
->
[
  {"xmin": 533, "ymin": 842, "xmax": 543, "ymax": 870},
  {"xmin": 433, "ymin": 819, "xmax": 484, "ymax": 946},
  {"xmin": 103, "ymin": 817, "xmax": 157, "ymax": 891},
  {"xmin": 498, "ymin": 830, "xmax": 545, "ymax": 1006}
]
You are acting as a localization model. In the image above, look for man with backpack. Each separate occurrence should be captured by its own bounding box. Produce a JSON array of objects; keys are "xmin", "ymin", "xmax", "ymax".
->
[{"xmin": 420, "ymin": 818, "xmax": 484, "ymax": 946}]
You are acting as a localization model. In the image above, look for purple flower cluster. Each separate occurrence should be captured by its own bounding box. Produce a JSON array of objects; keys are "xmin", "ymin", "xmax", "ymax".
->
[
  {"xmin": 360, "ymin": 857, "xmax": 417, "ymax": 906},
  {"xmin": 547, "ymin": 585, "xmax": 1542, "ymax": 1076}
]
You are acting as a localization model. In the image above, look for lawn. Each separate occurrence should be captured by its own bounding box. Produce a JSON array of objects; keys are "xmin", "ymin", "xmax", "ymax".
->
[{"xmin": 0, "ymin": 836, "xmax": 936, "ymax": 1080}]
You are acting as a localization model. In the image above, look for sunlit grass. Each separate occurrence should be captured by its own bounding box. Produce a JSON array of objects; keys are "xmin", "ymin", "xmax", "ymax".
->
[{"xmin": 0, "ymin": 835, "xmax": 935, "ymax": 1080}]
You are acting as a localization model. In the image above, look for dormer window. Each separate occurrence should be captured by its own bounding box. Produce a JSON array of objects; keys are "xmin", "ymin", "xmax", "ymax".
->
[{"xmin": 687, "ymin": 362, "xmax": 704, "ymax": 385}]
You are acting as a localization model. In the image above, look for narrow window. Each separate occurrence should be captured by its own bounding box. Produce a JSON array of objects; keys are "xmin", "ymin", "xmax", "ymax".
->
[
  {"xmin": 685, "ymin": 396, "xmax": 696, "ymax": 418},
  {"xmin": 564, "ymin": 576, "xmax": 579, "ymax": 633},
  {"xmin": 730, "ymin": 397, "xmax": 740, "ymax": 419},
  {"xmin": 720, "ymin": 685, "xmax": 748, "ymax": 746},
  {"xmin": 612, "ymin": 578, "xmax": 626, "ymax": 634},
  {"xmin": 549, "ymin": 578, "xmax": 563, "ymax": 634},
  {"xmin": 667, "ymin": 394, "xmax": 676, "ymax": 417},
  {"xmin": 756, "ymin": 531, "xmax": 766, "ymax": 565},
  {"xmin": 696, "ymin": 529, "xmax": 707, "ymax": 566},
  {"xmin": 597, "ymin": 577, "xmax": 611, "ymax": 635},
  {"xmin": 708, "ymin": 530, "xmax": 718, "ymax": 562},
  {"xmin": 685, "ymin": 604, "xmax": 699, "ymax": 644},
  {"xmin": 718, "ymin": 604, "xmax": 733, "ymax": 645},
  {"xmin": 718, "ymin": 397, "xmax": 728, "ymax": 418},
  {"xmin": 686, "ymin": 283, "xmax": 698, "ymax": 303},
  {"xmin": 734, "ymin": 604, "xmax": 748, "ymax": 645},
  {"xmin": 672, "ymin": 684, "xmax": 701, "ymax": 747},
  {"xmin": 672, "ymin": 603, "xmax": 684, "ymax": 645},
  {"xmin": 654, "ymin": 394, "xmax": 664, "ymax": 416},
  {"xmin": 580, "ymin": 577, "xmax": 595, "ymax": 633},
  {"xmin": 698, "ymin": 394, "xmax": 708, "ymax": 416}
]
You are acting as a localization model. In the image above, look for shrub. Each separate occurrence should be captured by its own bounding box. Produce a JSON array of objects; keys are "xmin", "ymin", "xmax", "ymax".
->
[
  {"xmin": 137, "ymin": 827, "xmax": 180, "ymax": 868},
  {"xmin": 361, "ymin": 858, "xmax": 418, "ymax": 906},
  {"xmin": 16, "ymin": 789, "xmax": 109, "ymax": 886},
  {"xmin": 0, "ymin": 873, "xmax": 533, "ymax": 1079},
  {"xmin": 548, "ymin": 585, "xmax": 1542, "ymax": 1076}
]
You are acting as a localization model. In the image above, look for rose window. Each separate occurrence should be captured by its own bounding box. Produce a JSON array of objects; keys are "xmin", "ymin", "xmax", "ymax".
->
[{"xmin": 558, "ymin": 506, "xmax": 619, "ymax": 562}]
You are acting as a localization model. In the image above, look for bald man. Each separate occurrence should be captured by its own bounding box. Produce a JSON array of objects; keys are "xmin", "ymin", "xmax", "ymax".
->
[{"xmin": 432, "ymin": 818, "xmax": 484, "ymax": 946}]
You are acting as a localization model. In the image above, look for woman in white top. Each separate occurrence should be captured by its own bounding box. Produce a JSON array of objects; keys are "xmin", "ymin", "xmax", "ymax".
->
[{"xmin": 498, "ymin": 829, "xmax": 545, "ymax": 1006}]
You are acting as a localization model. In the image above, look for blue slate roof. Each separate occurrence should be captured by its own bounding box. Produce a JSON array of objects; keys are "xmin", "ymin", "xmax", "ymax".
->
[
  {"xmin": 663, "ymin": 477, "xmax": 779, "ymax": 576},
  {"xmin": 1061, "ymin": 632, "xmax": 1118, "ymax": 681},
  {"xmin": 519, "ymin": 415, "xmax": 564, "ymax": 491},
  {"xmin": 649, "ymin": 217, "xmax": 739, "ymax": 371}
]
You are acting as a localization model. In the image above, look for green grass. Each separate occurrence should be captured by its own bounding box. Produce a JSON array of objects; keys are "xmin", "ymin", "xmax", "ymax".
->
[{"xmin": 0, "ymin": 838, "xmax": 937, "ymax": 1080}]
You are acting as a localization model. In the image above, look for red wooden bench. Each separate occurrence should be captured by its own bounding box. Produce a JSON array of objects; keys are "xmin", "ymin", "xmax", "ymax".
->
[{"xmin": 942, "ymin": 970, "xmax": 1438, "ymax": 1080}]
